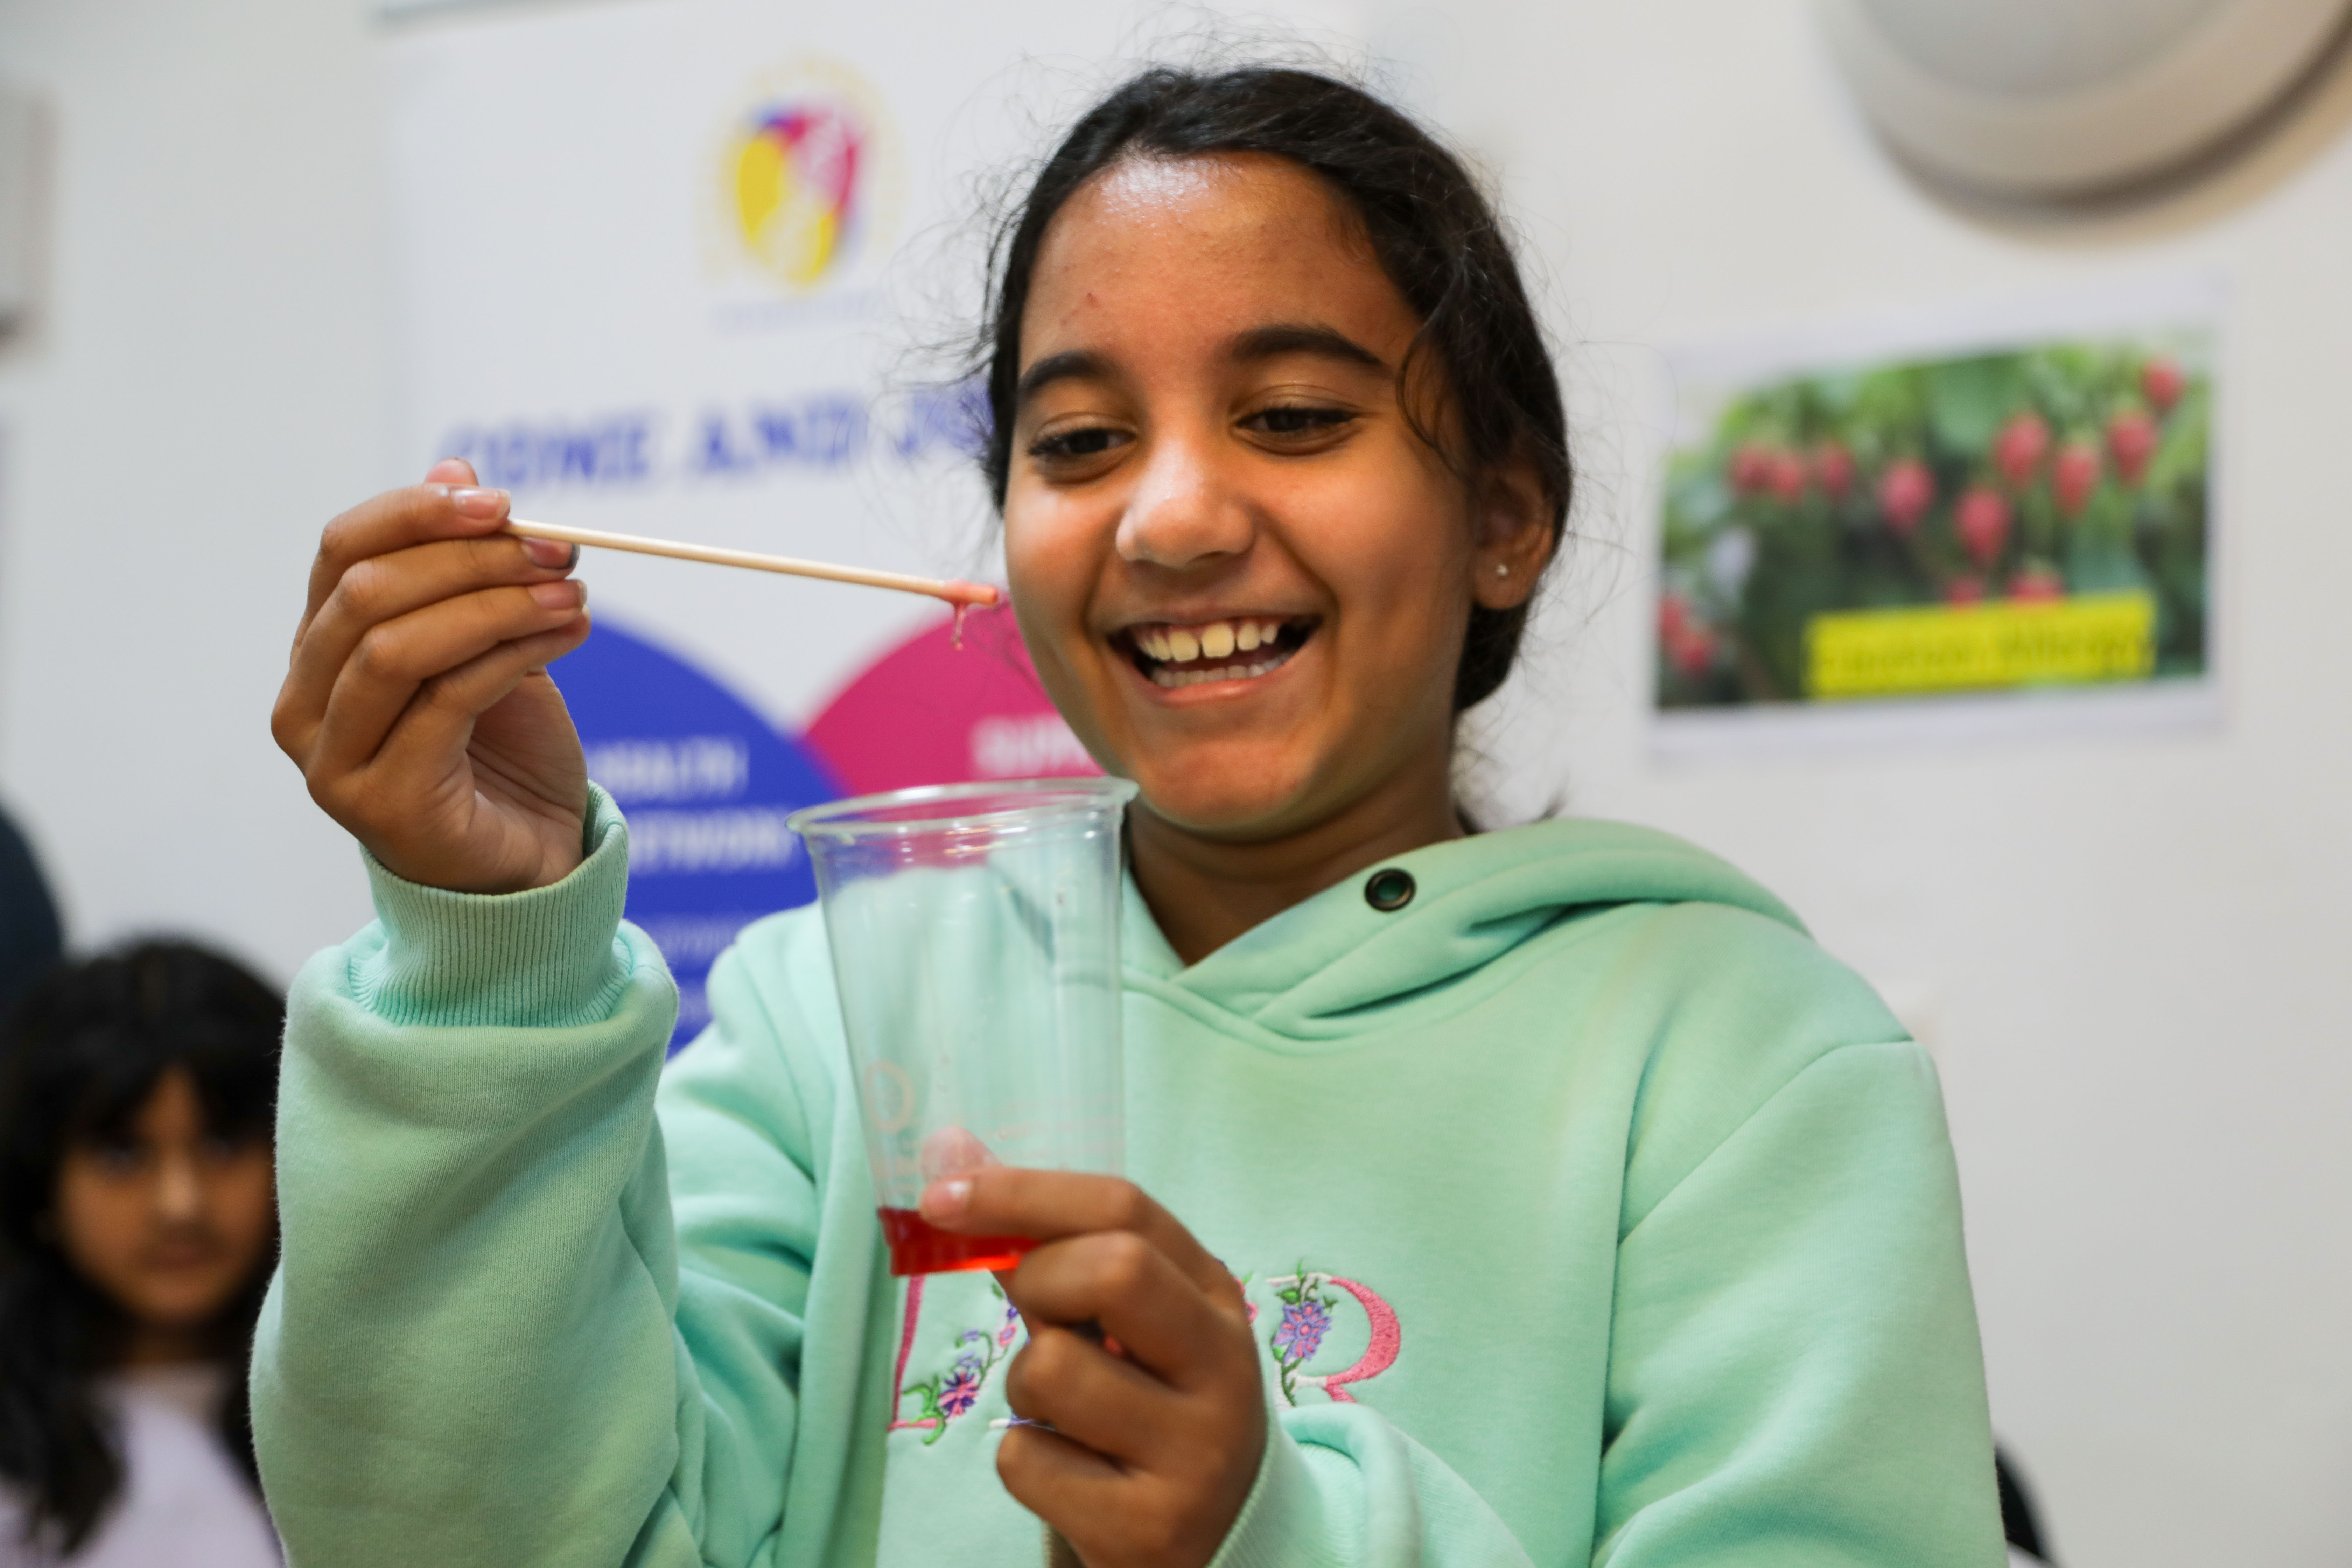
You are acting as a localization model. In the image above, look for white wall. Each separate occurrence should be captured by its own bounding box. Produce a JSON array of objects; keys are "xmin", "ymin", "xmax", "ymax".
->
[
  {"xmin": 0, "ymin": 0, "xmax": 391, "ymax": 983},
  {"xmin": 3, "ymin": 1, "xmax": 2349, "ymax": 1563}
]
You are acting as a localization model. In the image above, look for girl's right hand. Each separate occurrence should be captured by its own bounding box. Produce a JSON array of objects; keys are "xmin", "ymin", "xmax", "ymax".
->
[{"xmin": 272, "ymin": 458, "xmax": 595, "ymax": 895}]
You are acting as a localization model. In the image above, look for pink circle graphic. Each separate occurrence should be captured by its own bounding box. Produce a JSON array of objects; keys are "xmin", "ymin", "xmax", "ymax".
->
[{"xmin": 803, "ymin": 604, "xmax": 1101, "ymax": 796}]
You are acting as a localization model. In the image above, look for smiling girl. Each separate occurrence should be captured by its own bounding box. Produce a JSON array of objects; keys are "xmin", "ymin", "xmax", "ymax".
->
[{"xmin": 261, "ymin": 66, "xmax": 2005, "ymax": 1568}]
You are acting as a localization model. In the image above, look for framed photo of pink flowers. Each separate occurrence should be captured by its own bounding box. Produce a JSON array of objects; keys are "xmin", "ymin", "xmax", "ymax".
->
[{"xmin": 1653, "ymin": 285, "xmax": 2218, "ymax": 740}]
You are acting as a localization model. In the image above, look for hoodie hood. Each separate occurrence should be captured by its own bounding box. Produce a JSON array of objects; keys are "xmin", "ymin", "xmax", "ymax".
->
[{"xmin": 1122, "ymin": 817, "xmax": 1802, "ymax": 1038}]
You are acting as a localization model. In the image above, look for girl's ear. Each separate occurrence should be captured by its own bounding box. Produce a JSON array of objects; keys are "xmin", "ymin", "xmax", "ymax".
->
[{"xmin": 1470, "ymin": 455, "xmax": 1555, "ymax": 611}]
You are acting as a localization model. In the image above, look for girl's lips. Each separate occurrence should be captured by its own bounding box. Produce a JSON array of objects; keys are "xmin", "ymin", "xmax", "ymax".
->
[
  {"xmin": 139, "ymin": 1241, "xmax": 225, "ymax": 1272},
  {"xmin": 1110, "ymin": 621, "xmax": 1317, "ymax": 700},
  {"xmin": 1117, "ymin": 616, "xmax": 1319, "ymax": 694}
]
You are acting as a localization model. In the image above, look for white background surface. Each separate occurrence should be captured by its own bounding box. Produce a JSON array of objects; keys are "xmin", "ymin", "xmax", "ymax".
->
[{"xmin": 3, "ymin": 1, "xmax": 2350, "ymax": 1562}]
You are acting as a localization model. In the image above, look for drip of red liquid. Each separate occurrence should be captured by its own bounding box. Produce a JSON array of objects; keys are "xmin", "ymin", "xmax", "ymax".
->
[
  {"xmin": 939, "ymin": 581, "xmax": 1000, "ymax": 651},
  {"xmin": 878, "ymin": 1207, "xmax": 1034, "ymax": 1276}
]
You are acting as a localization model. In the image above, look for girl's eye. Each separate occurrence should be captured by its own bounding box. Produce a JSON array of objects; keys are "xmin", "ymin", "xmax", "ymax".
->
[
  {"xmin": 1029, "ymin": 426, "xmax": 1130, "ymax": 463},
  {"xmin": 198, "ymin": 1133, "xmax": 251, "ymax": 1166},
  {"xmin": 87, "ymin": 1139, "xmax": 147, "ymax": 1176},
  {"xmin": 1246, "ymin": 405, "xmax": 1354, "ymax": 439}
]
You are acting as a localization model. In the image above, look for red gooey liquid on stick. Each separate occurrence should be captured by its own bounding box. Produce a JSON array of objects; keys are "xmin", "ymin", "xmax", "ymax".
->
[{"xmin": 878, "ymin": 1207, "xmax": 1035, "ymax": 1275}]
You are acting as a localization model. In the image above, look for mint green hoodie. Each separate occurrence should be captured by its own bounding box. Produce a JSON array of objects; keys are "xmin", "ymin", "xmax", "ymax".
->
[{"xmin": 254, "ymin": 789, "xmax": 2005, "ymax": 1567}]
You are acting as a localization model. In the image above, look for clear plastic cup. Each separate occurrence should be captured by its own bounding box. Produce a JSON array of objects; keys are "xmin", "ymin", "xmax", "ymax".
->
[{"xmin": 786, "ymin": 777, "xmax": 1137, "ymax": 1275}]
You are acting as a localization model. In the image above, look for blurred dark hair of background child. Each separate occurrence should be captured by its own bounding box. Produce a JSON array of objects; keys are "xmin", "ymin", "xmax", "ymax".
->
[
  {"xmin": 0, "ymin": 805, "xmax": 63, "ymax": 1021},
  {"xmin": 0, "ymin": 941, "xmax": 284, "ymax": 1565}
]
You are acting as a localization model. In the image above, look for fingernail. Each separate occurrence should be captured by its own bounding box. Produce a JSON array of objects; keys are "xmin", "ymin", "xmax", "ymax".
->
[
  {"xmin": 520, "ymin": 536, "xmax": 576, "ymax": 569},
  {"xmin": 449, "ymin": 486, "xmax": 508, "ymax": 521},
  {"xmin": 922, "ymin": 1177, "xmax": 972, "ymax": 1219},
  {"xmin": 531, "ymin": 579, "xmax": 584, "ymax": 610}
]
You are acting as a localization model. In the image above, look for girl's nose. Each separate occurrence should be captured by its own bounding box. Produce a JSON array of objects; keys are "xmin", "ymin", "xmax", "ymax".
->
[
  {"xmin": 153, "ymin": 1150, "xmax": 203, "ymax": 1223},
  {"xmin": 1114, "ymin": 428, "xmax": 1255, "ymax": 570}
]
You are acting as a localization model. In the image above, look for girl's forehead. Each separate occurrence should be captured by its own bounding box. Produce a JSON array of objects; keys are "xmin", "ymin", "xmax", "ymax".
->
[
  {"xmin": 1023, "ymin": 154, "xmax": 1406, "ymax": 362},
  {"xmin": 1047, "ymin": 153, "xmax": 1366, "ymax": 267},
  {"xmin": 1077, "ymin": 153, "xmax": 1260, "ymax": 225}
]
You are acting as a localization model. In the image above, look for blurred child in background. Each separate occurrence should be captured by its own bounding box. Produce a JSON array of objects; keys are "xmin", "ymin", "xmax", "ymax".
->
[{"xmin": 0, "ymin": 942, "xmax": 282, "ymax": 1566}]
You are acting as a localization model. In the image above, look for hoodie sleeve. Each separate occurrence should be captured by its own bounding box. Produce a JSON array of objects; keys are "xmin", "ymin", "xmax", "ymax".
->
[
  {"xmin": 1206, "ymin": 1406, "xmax": 1540, "ymax": 1568},
  {"xmin": 252, "ymin": 789, "xmax": 816, "ymax": 1568},
  {"xmin": 1591, "ymin": 1040, "xmax": 2006, "ymax": 1568}
]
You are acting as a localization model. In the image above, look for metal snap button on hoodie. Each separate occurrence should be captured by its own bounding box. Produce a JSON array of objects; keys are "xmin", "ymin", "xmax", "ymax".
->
[{"xmin": 1364, "ymin": 867, "xmax": 1415, "ymax": 911}]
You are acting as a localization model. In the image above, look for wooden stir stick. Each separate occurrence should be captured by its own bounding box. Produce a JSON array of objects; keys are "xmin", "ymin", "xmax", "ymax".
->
[{"xmin": 503, "ymin": 517, "xmax": 1002, "ymax": 609}]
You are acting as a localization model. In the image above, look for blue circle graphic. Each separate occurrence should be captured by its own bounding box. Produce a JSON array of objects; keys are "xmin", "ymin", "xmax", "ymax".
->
[{"xmin": 558, "ymin": 619, "xmax": 841, "ymax": 1051}]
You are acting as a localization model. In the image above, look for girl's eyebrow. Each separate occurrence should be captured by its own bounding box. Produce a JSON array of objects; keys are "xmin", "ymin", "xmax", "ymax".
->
[
  {"xmin": 1015, "ymin": 349, "xmax": 1112, "ymax": 407},
  {"xmin": 1228, "ymin": 323, "xmax": 1389, "ymax": 373}
]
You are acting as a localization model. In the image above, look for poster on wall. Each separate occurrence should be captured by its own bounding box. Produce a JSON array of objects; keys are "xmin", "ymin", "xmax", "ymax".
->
[
  {"xmin": 1650, "ymin": 279, "xmax": 2221, "ymax": 756},
  {"xmin": 382, "ymin": 0, "xmax": 1359, "ymax": 1038}
]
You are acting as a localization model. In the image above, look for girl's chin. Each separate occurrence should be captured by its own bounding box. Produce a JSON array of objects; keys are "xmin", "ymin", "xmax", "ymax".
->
[
  {"xmin": 1101, "ymin": 707, "xmax": 1332, "ymax": 833},
  {"xmin": 1127, "ymin": 767, "xmax": 1319, "ymax": 840}
]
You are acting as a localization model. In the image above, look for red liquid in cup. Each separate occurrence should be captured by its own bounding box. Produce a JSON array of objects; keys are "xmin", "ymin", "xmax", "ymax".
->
[{"xmin": 878, "ymin": 1207, "xmax": 1034, "ymax": 1275}]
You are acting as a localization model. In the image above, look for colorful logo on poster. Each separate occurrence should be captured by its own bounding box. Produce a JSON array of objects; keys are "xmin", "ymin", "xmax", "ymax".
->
[
  {"xmin": 732, "ymin": 100, "xmax": 862, "ymax": 286},
  {"xmin": 716, "ymin": 61, "xmax": 897, "ymax": 295}
]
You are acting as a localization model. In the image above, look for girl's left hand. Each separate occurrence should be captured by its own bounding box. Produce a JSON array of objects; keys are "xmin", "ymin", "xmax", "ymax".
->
[{"xmin": 918, "ymin": 1169, "xmax": 1266, "ymax": 1568}]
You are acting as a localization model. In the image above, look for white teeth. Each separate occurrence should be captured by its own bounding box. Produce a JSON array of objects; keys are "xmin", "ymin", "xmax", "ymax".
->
[
  {"xmin": 1133, "ymin": 617, "xmax": 1297, "ymax": 676},
  {"xmin": 1146, "ymin": 646, "xmax": 1295, "ymax": 688}
]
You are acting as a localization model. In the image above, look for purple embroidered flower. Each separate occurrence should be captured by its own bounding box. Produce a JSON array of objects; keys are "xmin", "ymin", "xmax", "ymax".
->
[
  {"xmin": 1273, "ymin": 1298, "xmax": 1331, "ymax": 1363},
  {"xmin": 939, "ymin": 1366, "xmax": 983, "ymax": 1418},
  {"xmin": 998, "ymin": 1307, "xmax": 1020, "ymax": 1349}
]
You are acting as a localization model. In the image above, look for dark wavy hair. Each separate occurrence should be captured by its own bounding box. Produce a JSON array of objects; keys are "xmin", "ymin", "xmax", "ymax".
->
[
  {"xmin": 0, "ymin": 941, "xmax": 282, "ymax": 1554},
  {"xmin": 978, "ymin": 65, "xmax": 1570, "ymax": 712}
]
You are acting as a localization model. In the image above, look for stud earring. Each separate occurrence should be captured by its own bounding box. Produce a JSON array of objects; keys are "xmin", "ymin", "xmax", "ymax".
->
[{"xmin": 1494, "ymin": 563, "xmax": 1509, "ymax": 578}]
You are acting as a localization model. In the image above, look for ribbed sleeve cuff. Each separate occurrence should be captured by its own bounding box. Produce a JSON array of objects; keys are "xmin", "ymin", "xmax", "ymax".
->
[
  {"xmin": 351, "ymin": 787, "xmax": 640, "ymax": 1029},
  {"xmin": 1206, "ymin": 1425, "xmax": 1334, "ymax": 1568}
]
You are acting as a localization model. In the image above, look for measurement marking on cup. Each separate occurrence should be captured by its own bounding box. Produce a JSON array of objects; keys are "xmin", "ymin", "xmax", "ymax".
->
[{"xmin": 864, "ymin": 1062, "xmax": 917, "ymax": 1134}]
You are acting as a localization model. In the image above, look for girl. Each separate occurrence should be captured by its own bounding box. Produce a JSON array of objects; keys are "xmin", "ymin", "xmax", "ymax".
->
[
  {"xmin": 0, "ymin": 942, "xmax": 283, "ymax": 1566},
  {"xmin": 262, "ymin": 66, "xmax": 2006, "ymax": 1567}
]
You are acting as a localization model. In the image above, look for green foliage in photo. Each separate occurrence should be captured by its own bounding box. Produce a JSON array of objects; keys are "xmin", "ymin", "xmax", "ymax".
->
[{"xmin": 1657, "ymin": 334, "xmax": 2211, "ymax": 708}]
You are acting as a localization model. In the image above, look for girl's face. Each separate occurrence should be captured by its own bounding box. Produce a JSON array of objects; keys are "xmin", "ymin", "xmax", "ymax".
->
[
  {"xmin": 1003, "ymin": 154, "xmax": 1544, "ymax": 840},
  {"xmin": 54, "ymin": 1068, "xmax": 275, "ymax": 1346}
]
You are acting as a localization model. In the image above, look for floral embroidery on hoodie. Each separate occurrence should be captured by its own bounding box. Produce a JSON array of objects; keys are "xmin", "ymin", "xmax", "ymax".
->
[
  {"xmin": 888, "ymin": 1261, "xmax": 1405, "ymax": 1442},
  {"xmin": 1265, "ymin": 1269, "xmax": 1403, "ymax": 1406},
  {"xmin": 890, "ymin": 1278, "xmax": 1024, "ymax": 1444}
]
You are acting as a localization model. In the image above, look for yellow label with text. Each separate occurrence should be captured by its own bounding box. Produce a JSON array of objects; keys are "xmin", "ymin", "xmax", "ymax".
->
[{"xmin": 1805, "ymin": 592, "xmax": 2156, "ymax": 699}]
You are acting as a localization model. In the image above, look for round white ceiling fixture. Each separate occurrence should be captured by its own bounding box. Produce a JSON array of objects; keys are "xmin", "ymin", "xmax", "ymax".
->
[{"xmin": 1818, "ymin": 0, "xmax": 2352, "ymax": 197}]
